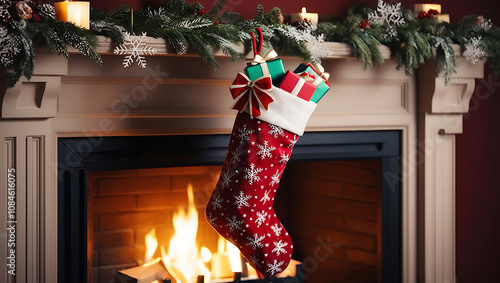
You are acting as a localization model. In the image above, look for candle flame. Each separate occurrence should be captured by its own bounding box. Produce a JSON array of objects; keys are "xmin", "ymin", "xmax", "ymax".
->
[{"xmin": 302, "ymin": 7, "xmax": 307, "ymax": 13}]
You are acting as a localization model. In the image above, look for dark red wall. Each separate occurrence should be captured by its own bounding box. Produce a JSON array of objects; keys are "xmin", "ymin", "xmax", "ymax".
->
[{"xmin": 89, "ymin": 1, "xmax": 500, "ymax": 282}]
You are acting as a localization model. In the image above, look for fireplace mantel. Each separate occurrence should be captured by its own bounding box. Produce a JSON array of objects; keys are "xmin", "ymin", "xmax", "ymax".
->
[{"xmin": 0, "ymin": 39, "xmax": 484, "ymax": 283}]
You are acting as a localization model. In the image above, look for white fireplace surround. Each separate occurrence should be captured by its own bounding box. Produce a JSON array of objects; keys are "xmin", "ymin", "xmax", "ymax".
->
[{"xmin": 0, "ymin": 37, "xmax": 484, "ymax": 283}]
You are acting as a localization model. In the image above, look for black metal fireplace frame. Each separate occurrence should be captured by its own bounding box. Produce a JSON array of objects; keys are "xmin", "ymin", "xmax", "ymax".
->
[{"xmin": 57, "ymin": 130, "xmax": 401, "ymax": 283}]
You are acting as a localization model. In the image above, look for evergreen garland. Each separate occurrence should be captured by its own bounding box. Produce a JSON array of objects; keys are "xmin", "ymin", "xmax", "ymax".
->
[{"xmin": 2, "ymin": 0, "xmax": 500, "ymax": 88}]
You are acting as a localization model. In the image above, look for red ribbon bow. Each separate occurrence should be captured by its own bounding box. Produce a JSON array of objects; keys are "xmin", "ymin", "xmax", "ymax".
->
[
  {"xmin": 230, "ymin": 73, "xmax": 274, "ymax": 118},
  {"xmin": 299, "ymin": 72, "xmax": 315, "ymax": 82}
]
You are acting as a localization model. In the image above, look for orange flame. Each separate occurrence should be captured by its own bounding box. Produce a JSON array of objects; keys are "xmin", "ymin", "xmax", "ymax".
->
[
  {"xmin": 144, "ymin": 228, "xmax": 158, "ymax": 264},
  {"xmin": 161, "ymin": 183, "xmax": 211, "ymax": 283}
]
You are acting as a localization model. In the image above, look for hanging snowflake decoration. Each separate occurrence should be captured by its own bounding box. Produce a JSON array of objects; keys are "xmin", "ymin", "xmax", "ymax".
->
[
  {"xmin": 368, "ymin": 0, "xmax": 405, "ymax": 26},
  {"xmin": 114, "ymin": 32, "xmax": 157, "ymax": 68},
  {"xmin": 304, "ymin": 32, "xmax": 333, "ymax": 63},
  {"xmin": 463, "ymin": 36, "xmax": 486, "ymax": 64}
]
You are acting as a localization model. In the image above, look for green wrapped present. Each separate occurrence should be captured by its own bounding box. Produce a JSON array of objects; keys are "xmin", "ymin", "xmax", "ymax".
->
[
  {"xmin": 294, "ymin": 63, "xmax": 331, "ymax": 103},
  {"xmin": 244, "ymin": 58, "xmax": 286, "ymax": 87}
]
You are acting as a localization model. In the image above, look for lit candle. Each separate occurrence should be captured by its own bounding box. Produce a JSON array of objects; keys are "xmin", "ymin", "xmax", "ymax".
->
[
  {"xmin": 414, "ymin": 4, "xmax": 449, "ymax": 23},
  {"xmin": 54, "ymin": 1, "xmax": 90, "ymax": 29},
  {"xmin": 413, "ymin": 3, "xmax": 441, "ymax": 15},
  {"xmin": 290, "ymin": 7, "xmax": 319, "ymax": 26}
]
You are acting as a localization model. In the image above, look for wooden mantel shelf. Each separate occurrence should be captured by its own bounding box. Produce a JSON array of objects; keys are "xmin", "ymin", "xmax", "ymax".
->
[{"xmin": 67, "ymin": 35, "xmax": 398, "ymax": 59}]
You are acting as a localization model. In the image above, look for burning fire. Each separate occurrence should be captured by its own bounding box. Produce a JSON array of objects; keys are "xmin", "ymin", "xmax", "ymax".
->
[
  {"xmin": 139, "ymin": 183, "xmax": 264, "ymax": 283},
  {"xmin": 161, "ymin": 183, "xmax": 211, "ymax": 283},
  {"xmin": 119, "ymin": 183, "xmax": 296, "ymax": 283},
  {"xmin": 144, "ymin": 229, "xmax": 158, "ymax": 264},
  {"xmin": 142, "ymin": 183, "xmax": 243, "ymax": 283}
]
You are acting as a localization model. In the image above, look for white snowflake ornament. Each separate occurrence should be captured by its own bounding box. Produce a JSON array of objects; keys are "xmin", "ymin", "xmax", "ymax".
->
[
  {"xmin": 114, "ymin": 32, "xmax": 157, "ymax": 68},
  {"xmin": 464, "ymin": 36, "xmax": 486, "ymax": 64},
  {"xmin": 368, "ymin": 0, "xmax": 405, "ymax": 26}
]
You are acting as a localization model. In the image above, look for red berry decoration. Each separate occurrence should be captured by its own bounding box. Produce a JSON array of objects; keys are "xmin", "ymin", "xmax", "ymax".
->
[
  {"xmin": 197, "ymin": 8, "xmax": 205, "ymax": 16},
  {"xmin": 429, "ymin": 9, "xmax": 439, "ymax": 15},
  {"xmin": 359, "ymin": 19, "xmax": 370, "ymax": 29},
  {"xmin": 419, "ymin": 9, "xmax": 439, "ymax": 19}
]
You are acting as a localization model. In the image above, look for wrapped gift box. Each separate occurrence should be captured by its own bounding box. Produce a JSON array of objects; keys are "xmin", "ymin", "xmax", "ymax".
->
[
  {"xmin": 245, "ymin": 59, "xmax": 286, "ymax": 87},
  {"xmin": 278, "ymin": 71, "xmax": 317, "ymax": 101},
  {"xmin": 294, "ymin": 63, "xmax": 331, "ymax": 103}
]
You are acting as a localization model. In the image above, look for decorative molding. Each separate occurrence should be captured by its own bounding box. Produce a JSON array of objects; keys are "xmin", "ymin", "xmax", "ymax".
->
[
  {"xmin": 26, "ymin": 136, "xmax": 45, "ymax": 282},
  {"xmin": 0, "ymin": 137, "xmax": 16, "ymax": 283},
  {"xmin": 0, "ymin": 51, "xmax": 67, "ymax": 119},
  {"xmin": 0, "ymin": 76, "xmax": 61, "ymax": 119},
  {"xmin": 417, "ymin": 58, "xmax": 485, "ymax": 283}
]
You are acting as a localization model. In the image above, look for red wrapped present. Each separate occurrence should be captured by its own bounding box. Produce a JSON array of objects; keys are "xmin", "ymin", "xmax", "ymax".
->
[
  {"xmin": 278, "ymin": 70, "xmax": 317, "ymax": 101},
  {"xmin": 294, "ymin": 63, "xmax": 331, "ymax": 103}
]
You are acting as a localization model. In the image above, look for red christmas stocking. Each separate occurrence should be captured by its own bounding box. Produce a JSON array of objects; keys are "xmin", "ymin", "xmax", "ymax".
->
[{"xmin": 206, "ymin": 74, "xmax": 317, "ymax": 277}]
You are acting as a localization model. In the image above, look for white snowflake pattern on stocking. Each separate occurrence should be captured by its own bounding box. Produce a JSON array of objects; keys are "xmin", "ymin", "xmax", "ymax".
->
[
  {"xmin": 231, "ymin": 147, "xmax": 242, "ymax": 165},
  {"xmin": 270, "ymin": 169, "xmax": 281, "ymax": 186},
  {"xmin": 221, "ymin": 171, "xmax": 234, "ymax": 188},
  {"xmin": 272, "ymin": 240, "xmax": 289, "ymax": 256},
  {"xmin": 243, "ymin": 163, "xmax": 262, "ymax": 185},
  {"xmin": 266, "ymin": 260, "xmax": 284, "ymax": 275},
  {"xmin": 271, "ymin": 224, "xmax": 283, "ymax": 236},
  {"xmin": 225, "ymin": 215, "xmax": 245, "ymax": 231},
  {"xmin": 238, "ymin": 124, "xmax": 254, "ymax": 144},
  {"xmin": 210, "ymin": 195, "xmax": 223, "ymax": 209},
  {"xmin": 246, "ymin": 233, "xmax": 265, "ymax": 250},
  {"xmin": 234, "ymin": 191, "xmax": 251, "ymax": 209},
  {"xmin": 279, "ymin": 153, "xmax": 290, "ymax": 164},
  {"xmin": 268, "ymin": 124, "xmax": 284, "ymax": 138},
  {"xmin": 248, "ymin": 254, "xmax": 262, "ymax": 267},
  {"xmin": 255, "ymin": 210, "xmax": 268, "ymax": 227},
  {"xmin": 257, "ymin": 140, "xmax": 276, "ymax": 159},
  {"xmin": 261, "ymin": 190, "xmax": 271, "ymax": 204}
]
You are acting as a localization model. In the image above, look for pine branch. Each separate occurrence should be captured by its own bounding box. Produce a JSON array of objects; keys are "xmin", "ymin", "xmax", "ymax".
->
[
  {"xmin": 271, "ymin": 25, "xmax": 312, "ymax": 62},
  {"xmin": 209, "ymin": 0, "xmax": 226, "ymax": 16},
  {"xmin": 256, "ymin": 4, "xmax": 264, "ymax": 21},
  {"xmin": 347, "ymin": 31, "xmax": 384, "ymax": 68},
  {"xmin": 429, "ymin": 35, "xmax": 457, "ymax": 84}
]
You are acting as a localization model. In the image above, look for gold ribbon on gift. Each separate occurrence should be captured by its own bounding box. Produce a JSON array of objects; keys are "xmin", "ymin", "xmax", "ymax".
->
[
  {"xmin": 251, "ymin": 49, "xmax": 279, "ymax": 65},
  {"xmin": 310, "ymin": 63, "xmax": 330, "ymax": 82}
]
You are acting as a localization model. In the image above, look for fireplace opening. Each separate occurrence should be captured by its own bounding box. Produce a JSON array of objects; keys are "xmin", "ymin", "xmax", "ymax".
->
[{"xmin": 58, "ymin": 131, "xmax": 401, "ymax": 283}]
